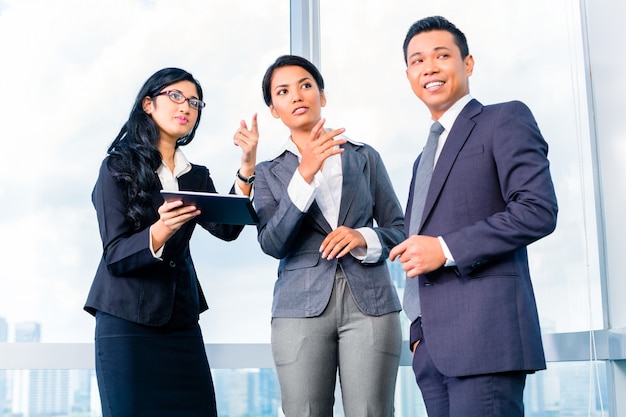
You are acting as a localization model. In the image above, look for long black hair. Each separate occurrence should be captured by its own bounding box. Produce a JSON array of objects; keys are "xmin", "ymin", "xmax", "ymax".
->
[{"xmin": 106, "ymin": 67, "xmax": 204, "ymax": 230}]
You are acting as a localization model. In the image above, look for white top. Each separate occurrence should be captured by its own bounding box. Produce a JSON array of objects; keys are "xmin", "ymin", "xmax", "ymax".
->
[{"xmin": 276, "ymin": 133, "xmax": 382, "ymax": 263}]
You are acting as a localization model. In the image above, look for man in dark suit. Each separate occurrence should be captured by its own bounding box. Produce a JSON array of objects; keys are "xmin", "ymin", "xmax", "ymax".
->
[{"xmin": 389, "ymin": 16, "xmax": 558, "ymax": 417}]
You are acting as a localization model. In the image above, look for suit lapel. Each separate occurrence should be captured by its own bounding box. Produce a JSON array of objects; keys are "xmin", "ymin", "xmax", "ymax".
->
[
  {"xmin": 177, "ymin": 165, "xmax": 205, "ymax": 191},
  {"xmin": 270, "ymin": 151, "xmax": 332, "ymax": 233},
  {"xmin": 152, "ymin": 165, "xmax": 205, "ymax": 245},
  {"xmin": 338, "ymin": 144, "xmax": 365, "ymax": 227},
  {"xmin": 269, "ymin": 151, "xmax": 299, "ymax": 187},
  {"xmin": 268, "ymin": 144, "xmax": 365, "ymax": 233},
  {"xmin": 155, "ymin": 164, "xmax": 206, "ymax": 217},
  {"xmin": 421, "ymin": 100, "xmax": 482, "ymax": 229}
]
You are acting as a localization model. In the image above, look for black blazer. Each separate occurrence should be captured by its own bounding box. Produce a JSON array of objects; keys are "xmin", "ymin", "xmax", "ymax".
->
[{"xmin": 84, "ymin": 158, "xmax": 243, "ymax": 326}]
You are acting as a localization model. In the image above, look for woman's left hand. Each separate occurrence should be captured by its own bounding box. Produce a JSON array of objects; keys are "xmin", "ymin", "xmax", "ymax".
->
[{"xmin": 319, "ymin": 226, "xmax": 366, "ymax": 260}]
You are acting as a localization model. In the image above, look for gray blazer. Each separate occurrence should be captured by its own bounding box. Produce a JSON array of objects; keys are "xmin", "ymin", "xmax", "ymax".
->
[{"xmin": 254, "ymin": 141, "xmax": 405, "ymax": 318}]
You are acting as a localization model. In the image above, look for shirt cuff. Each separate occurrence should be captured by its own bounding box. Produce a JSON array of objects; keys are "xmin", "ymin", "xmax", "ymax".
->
[
  {"xmin": 438, "ymin": 236, "xmax": 456, "ymax": 267},
  {"xmin": 234, "ymin": 180, "xmax": 254, "ymax": 200},
  {"xmin": 287, "ymin": 170, "xmax": 318, "ymax": 212},
  {"xmin": 149, "ymin": 225, "xmax": 164, "ymax": 259},
  {"xmin": 350, "ymin": 227, "xmax": 382, "ymax": 263}
]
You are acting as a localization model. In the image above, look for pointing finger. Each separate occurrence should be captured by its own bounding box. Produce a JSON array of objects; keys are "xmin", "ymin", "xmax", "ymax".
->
[
  {"xmin": 251, "ymin": 113, "xmax": 258, "ymax": 134},
  {"xmin": 310, "ymin": 118, "xmax": 326, "ymax": 141}
]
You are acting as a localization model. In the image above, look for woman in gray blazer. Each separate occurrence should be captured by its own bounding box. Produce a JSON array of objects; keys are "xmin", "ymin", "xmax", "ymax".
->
[{"xmin": 251, "ymin": 55, "xmax": 404, "ymax": 417}]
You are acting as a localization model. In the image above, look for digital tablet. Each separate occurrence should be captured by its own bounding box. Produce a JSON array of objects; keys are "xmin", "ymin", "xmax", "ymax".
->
[{"xmin": 160, "ymin": 190, "xmax": 259, "ymax": 225}]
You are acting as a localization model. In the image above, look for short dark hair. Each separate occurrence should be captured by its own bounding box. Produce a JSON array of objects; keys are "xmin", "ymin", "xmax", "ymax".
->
[
  {"xmin": 261, "ymin": 55, "xmax": 325, "ymax": 106},
  {"xmin": 403, "ymin": 16, "xmax": 469, "ymax": 64}
]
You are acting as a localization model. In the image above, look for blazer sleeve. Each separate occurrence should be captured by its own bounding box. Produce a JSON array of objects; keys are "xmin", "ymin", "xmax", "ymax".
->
[
  {"xmin": 443, "ymin": 101, "xmax": 558, "ymax": 276},
  {"xmin": 92, "ymin": 160, "xmax": 161, "ymax": 277},
  {"xmin": 254, "ymin": 156, "xmax": 309, "ymax": 260}
]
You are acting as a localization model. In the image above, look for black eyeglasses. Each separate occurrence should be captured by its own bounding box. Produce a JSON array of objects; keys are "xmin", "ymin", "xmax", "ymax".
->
[{"xmin": 156, "ymin": 90, "xmax": 205, "ymax": 110}]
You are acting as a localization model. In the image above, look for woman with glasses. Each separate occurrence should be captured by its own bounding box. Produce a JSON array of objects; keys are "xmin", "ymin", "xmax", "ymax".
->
[
  {"xmin": 251, "ymin": 55, "xmax": 404, "ymax": 417},
  {"xmin": 84, "ymin": 67, "xmax": 258, "ymax": 417}
]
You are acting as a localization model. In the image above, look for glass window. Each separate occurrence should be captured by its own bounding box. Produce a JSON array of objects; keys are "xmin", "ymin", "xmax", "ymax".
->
[
  {"xmin": 526, "ymin": 362, "xmax": 608, "ymax": 417},
  {"xmin": 0, "ymin": 1, "xmax": 615, "ymax": 416},
  {"xmin": 319, "ymin": 0, "xmax": 602, "ymax": 333},
  {"xmin": 0, "ymin": 0, "xmax": 289, "ymax": 343},
  {"xmin": 1, "ymin": 364, "xmax": 607, "ymax": 417}
]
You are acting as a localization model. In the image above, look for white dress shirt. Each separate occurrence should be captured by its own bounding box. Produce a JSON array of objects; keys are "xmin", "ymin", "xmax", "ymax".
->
[
  {"xmin": 432, "ymin": 93, "xmax": 473, "ymax": 266},
  {"xmin": 278, "ymin": 134, "xmax": 382, "ymax": 263}
]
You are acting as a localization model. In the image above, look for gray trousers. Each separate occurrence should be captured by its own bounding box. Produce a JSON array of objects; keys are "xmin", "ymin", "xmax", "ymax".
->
[{"xmin": 271, "ymin": 269, "xmax": 402, "ymax": 417}]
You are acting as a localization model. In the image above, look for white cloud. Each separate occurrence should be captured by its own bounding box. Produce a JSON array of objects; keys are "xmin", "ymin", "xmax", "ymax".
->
[
  {"xmin": 0, "ymin": 0, "xmax": 289, "ymax": 342},
  {"xmin": 0, "ymin": 0, "xmax": 604, "ymax": 342}
]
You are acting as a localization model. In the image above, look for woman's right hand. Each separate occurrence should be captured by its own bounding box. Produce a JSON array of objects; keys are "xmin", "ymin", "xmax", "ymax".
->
[
  {"xmin": 233, "ymin": 113, "xmax": 259, "ymax": 196},
  {"xmin": 298, "ymin": 118, "xmax": 346, "ymax": 183},
  {"xmin": 234, "ymin": 113, "xmax": 259, "ymax": 170},
  {"xmin": 150, "ymin": 200, "xmax": 200, "ymax": 251}
]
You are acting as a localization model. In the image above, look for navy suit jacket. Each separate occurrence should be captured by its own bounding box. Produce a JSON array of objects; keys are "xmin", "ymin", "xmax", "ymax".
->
[
  {"xmin": 85, "ymin": 158, "xmax": 243, "ymax": 326},
  {"xmin": 405, "ymin": 99, "xmax": 558, "ymax": 376},
  {"xmin": 255, "ymin": 141, "xmax": 405, "ymax": 318}
]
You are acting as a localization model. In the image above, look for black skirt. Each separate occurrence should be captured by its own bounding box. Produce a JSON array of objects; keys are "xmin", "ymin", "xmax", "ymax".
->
[{"xmin": 95, "ymin": 311, "xmax": 217, "ymax": 417}]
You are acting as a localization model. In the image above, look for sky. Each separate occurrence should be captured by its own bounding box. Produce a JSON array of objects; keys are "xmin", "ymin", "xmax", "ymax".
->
[{"xmin": 0, "ymin": 0, "xmax": 605, "ymax": 343}]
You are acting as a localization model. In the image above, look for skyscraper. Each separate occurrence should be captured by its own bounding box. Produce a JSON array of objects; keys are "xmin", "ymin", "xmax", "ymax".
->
[
  {"xmin": 12, "ymin": 321, "xmax": 70, "ymax": 417},
  {"xmin": 0, "ymin": 317, "xmax": 8, "ymax": 415},
  {"xmin": 14, "ymin": 321, "xmax": 40, "ymax": 343},
  {"xmin": 0, "ymin": 317, "xmax": 7, "ymax": 342}
]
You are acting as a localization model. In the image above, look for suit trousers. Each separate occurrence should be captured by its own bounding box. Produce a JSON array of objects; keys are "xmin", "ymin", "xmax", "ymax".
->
[
  {"xmin": 411, "ymin": 318, "xmax": 527, "ymax": 417},
  {"xmin": 271, "ymin": 267, "xmax": 402, "ymax": 417}
]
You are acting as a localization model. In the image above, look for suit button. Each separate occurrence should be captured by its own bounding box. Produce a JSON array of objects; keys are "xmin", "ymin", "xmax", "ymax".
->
[{"xmin": 169, "ymin": 261, "xmax": 176, "ymax": 268}]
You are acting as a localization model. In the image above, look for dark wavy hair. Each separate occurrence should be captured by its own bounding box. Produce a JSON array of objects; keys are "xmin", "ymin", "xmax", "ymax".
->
[
  {"xmin": 403, "ymin": 16, "xmax": 470, "ymax": 64},
  {"xmin": 106, "ymin": 67, "xmax": 204, "ymax": 230},
  {"xmin": 261, "ymin": 55, "xmax": 324, "ymax": 106}
]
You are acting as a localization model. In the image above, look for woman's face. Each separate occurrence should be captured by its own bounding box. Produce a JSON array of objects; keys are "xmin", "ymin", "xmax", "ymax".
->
[
  {"xmin": 142, "ymin": 80, "xmax": 200, "ymax": 144},
  {"xmin": 269, "ymin": 65, "xmax": 326, "ymax": 133}
]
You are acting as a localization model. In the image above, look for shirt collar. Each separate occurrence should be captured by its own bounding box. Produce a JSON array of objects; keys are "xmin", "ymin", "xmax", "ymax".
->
[
  {"xmin": 272, "ymin": 129, "xmax": 363, "ymax": 161},
  {"xmin": 436, "ymin": 94, "xmax": 473, "ymax": 132},
  {"xmin": 156, "ymin": 147, "xmax": 192, "ymax": 179}
]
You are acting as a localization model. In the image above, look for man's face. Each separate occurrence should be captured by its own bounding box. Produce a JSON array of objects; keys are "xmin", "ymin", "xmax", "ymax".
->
[{"xmin": 405, "ymin": 30, "xmax": 474, "ymax": 120}]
